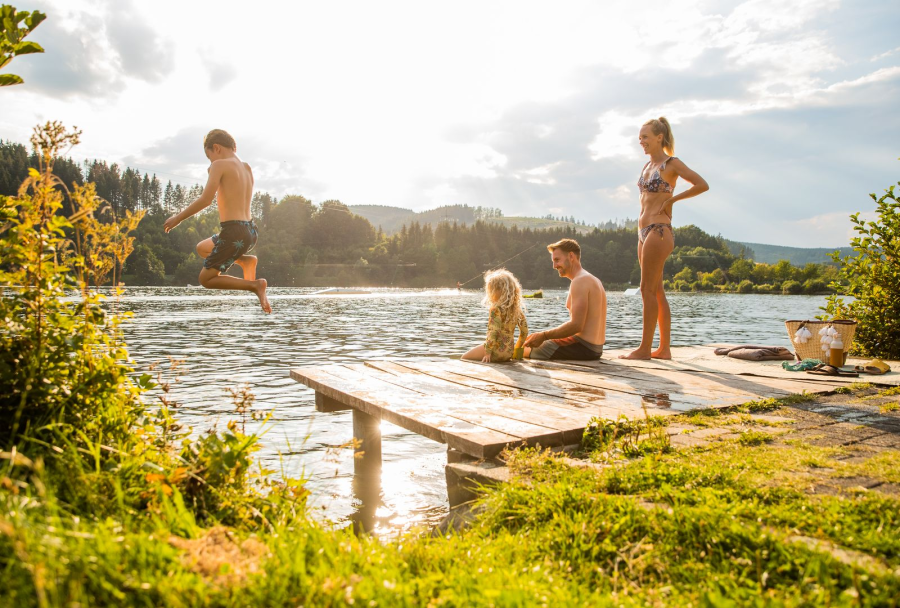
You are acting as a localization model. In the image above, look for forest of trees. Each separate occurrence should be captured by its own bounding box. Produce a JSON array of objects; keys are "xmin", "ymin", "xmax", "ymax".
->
[{"xmin": 0, "ymin": 139, "xmax": 841, "ymax": 292}]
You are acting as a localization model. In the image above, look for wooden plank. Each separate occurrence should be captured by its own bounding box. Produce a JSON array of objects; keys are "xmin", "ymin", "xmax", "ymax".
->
[
  {"xmin": 315, "ymin": 392, "xmax": 352, "ymax": 412},
  {"xmin": 353, "ymin": 409, "xmax": 381, "ymax": 474},
  {"xmin": 422, "ymin": 358, "xmax": 775, "ymax": 410},
  {"xmin": 518, "ymin": 359, "xmax": 821, "ymax": 403},
  {"xmin": 365, "ymin": 359, "xmax": 643, "ymax": 423},
  {"xmin": 292, "ymin": 366, "xmax": 560, "ymax": 457},
  {"xmin": 294, "ymin": 366, "xmax": 520, "ymax": 456},
  {"xmin": 377, "ymin": 359, "xmax": 680, "ymax": 416},
  {"xmin": 586, "ymin": 360, "xmax": 845, "ymax": 396},
  {"xmin": 403, "ymin": 358, "xmax": 739, "ymax": 408},
  {"xmin": 595, "ymin": 347, "xmax": 900, "ymax": 387},
  {"xmin": 344, "ymin": 363, "xmax": 587, "ymax": 445}
]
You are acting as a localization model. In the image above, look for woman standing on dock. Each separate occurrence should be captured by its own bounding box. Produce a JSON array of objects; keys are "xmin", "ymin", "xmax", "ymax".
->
[{"xmin": 621, "ymin": 117, "xmax": 708, "ymax": 360}]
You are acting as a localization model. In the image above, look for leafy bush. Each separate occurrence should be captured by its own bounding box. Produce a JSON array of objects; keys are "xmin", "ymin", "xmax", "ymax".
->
[
  {"xmin": 673, "ymin": 266, "xmax": 694, "ymax": 282},
  {"xmin": 737, "ymin": 279, "xmax": 754, "ymax": 294},
  {"xmin": 823, "ymin": 179, "xmax": 900, "ymax": 359},
  {"xmin": 781, "ymin": 280, "xmax": 802, "ymax": 295},
  {"xmin": 803, "ymin": 278, "xmax": 827, "ymax": 294}
]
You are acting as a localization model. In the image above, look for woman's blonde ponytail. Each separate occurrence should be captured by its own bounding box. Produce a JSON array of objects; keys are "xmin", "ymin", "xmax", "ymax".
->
[{"xmin": 643, "ymin": 117, "xmax": 675, "ymax": 155}]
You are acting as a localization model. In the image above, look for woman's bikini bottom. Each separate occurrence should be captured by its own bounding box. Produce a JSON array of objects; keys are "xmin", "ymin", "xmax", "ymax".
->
[{"xmin": 638, "ymin": 223, "xmax": 673, "ymax": 244}]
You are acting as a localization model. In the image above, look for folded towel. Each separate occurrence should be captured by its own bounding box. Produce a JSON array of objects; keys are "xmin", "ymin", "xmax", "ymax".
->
[
  {"xmin": 783, "ymin": 358, "xmax": 823, "ymax": 372},
  {"xmin": 714, "ymin": 345, "xmax": 795, "ymax": 361}
]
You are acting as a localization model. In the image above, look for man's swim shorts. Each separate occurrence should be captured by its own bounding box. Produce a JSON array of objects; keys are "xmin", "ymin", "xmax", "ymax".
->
[
  {"xmin": 203, "ymin": 220, "xmax": 259, "ymax": 273},
  {"xmin": 530, "ymin": 335, "xmax": 603, "ymax": 361}
]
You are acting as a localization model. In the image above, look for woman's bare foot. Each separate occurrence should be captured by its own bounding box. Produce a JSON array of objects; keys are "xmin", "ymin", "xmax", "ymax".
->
[
  {"xmin": 651, "ymin": 347, "xmax": 671, "ymax": 360},
  {"xmin": 619, "ymin": 349, "xmax": 652, "ymax": 360},
  {"xmin": 236, "ymin": 255, "xmax": 258, "ymax": 281},
  {"xmin": 253, "ymin": 278, "xmax": 272, "ymax": 313}
]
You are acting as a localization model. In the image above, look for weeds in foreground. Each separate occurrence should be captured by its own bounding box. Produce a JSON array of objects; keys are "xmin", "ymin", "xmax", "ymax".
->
[
  {"xmin": 738, "ymin": 430, "xmax": 774, "ymax": 446},
  {"xmin": 833, "ymin": 382, "xmax": 875, "ymax": 395},
  {"xmin": 581, "ymin": 409, "xmax": 671, "ymax": 462}
]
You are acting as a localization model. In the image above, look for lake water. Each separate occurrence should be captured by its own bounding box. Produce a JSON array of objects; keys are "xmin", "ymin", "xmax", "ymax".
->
[{"xmin": 119, "ymin": 287, "xmax": 828, "ymax": 537}]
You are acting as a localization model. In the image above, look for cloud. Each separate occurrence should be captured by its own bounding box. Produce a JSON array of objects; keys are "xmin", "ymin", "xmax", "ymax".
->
[
  {"xmin": 13, "ymin": 0, "xmax": 173, "ymax": 98},
  {"xmin": 13, "ymin": 9, "xmax": 123, "ymax": 96},
  {"xmin": 199, "ymin": 49, "xmax": 238, "ymax": 92},
  {"xmin": 124, "ymin": 126, "xmax": 329, "ymax": 199},
  {"xmin": 105, "ymin": 1, "xmax": 174, "ymax": 83}
]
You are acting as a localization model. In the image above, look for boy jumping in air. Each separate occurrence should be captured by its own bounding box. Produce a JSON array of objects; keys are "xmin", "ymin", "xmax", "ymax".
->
[{"xmin": 164, "ymin": 129, "xmax": 271, "ymax": 313}]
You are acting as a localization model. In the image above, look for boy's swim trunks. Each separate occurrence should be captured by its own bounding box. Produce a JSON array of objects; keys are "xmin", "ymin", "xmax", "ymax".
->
[
  {"xmin": 203, "ymin": 220, "xmax": 258, "ymax": 272},
  {"xmin": 530, "ymin": 335, "xmax": 603, "ymax": 361}
]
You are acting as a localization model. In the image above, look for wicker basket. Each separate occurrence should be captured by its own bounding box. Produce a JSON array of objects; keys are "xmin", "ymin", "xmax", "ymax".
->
[{"xmin": 785, "ymin": 319, "xmax": 857, "ymax": 362}]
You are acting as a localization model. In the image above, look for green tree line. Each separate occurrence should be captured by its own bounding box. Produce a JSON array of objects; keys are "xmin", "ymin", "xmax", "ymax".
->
[{"xmin": 0, "ymin": 139, "xmax": 840, "ymax": 292}]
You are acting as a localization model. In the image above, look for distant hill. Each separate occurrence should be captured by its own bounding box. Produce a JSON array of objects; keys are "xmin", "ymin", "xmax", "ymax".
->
[
  {"xmin": 349, "ymin": 204, "xmax": 475, "ymax": 233},
  {"xmin": 349, "ymin": 204, "xmax": 596, "ymax": 234},
  {"xmin": 489, "ymin": 216, "xmax": 594, "ymax": 234},
  {"xmin": 350, "ymin": 205, "xmax": 850, "ymax": 264},
  {"xmin": 727, "ymin": 240, "xmax": 853, "ymax": 265}
]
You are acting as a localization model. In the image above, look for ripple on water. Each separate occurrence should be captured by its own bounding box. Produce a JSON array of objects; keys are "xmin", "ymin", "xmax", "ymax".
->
[{"xmin": 119, "ymin": 287, "xmax": 829, "ymax": 537}]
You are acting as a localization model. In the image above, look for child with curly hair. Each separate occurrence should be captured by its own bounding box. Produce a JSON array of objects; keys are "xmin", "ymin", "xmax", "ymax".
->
[{"xmin": 461, "ymin": 268, "xmax": 528, "ymax": 362}]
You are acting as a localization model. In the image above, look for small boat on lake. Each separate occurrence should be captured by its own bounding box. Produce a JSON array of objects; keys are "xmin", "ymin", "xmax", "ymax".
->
[
  {"xmin": 523, "ymin": 290, "xmax": 543, "ymax": 299},
  {"xmin": 313, "ymin": 288, "xmax": 372, "ymax": 295}
]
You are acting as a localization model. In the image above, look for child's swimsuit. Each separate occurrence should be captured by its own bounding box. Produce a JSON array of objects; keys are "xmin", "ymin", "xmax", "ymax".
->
[
  {"xmin": 204, "ymin": 220, "xmax": 259, "ymax": 272},
  {"xmin": 637, "ymin": 157, "xmax": 676, "ymax": 245},
  {"xmin": 484, "ymin": 308, "xmax": 528, "ymax": 362},
  {"xmin": 529, "ymin": 335, "xmax": 604, "ymax": 361}
]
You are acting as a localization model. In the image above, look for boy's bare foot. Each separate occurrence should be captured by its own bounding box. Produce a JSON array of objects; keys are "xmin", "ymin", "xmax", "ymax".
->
[
  {"xmin": 253, "ymin": 278, "xmax": 272, "ymax": 313},
  {"xmin": 236, "ymin": 255, "xmax": 258, "ymax": 281},
  {"xmin": 619, "ymin": 349, "xmax": 652, "ymax": 360},
  {"xmin": 651, "ymin": 348, "xmax": 672, "ymax": 360}
]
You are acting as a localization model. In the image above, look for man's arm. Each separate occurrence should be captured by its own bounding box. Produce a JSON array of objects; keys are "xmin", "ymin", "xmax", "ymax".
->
[
  {"xmin": 164, "ymin": 162, "xmax": 224, "ymax": 233},
  {"xmin": 523, "ymin": 278, "xmax": 589, "ymax": 347}
]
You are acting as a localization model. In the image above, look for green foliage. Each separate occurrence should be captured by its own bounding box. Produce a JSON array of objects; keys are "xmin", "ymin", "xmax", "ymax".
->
[
  {"xmin": 781, "ymin": 279, "xmax": 802, "ymax": 295},
  {"xmin": 581, "ymin": 413, "xmax": 671, "ymax": 461},
  {"xmin": 737, "ymin": 279, "xmax": 754, "ymax": 294},
  {"xmin": 823, "ymin": 179, "xmax": 900, "ymax": 359},
  {"xmin": 0, "ymin": 4, "xmax": 45, "ymax": 86},
  {"xmin": 737, "ymin": 430, "xmax": 773, "ymax": 446}
]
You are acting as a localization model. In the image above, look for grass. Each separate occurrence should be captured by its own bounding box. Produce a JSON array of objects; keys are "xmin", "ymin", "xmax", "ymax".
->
[
  {"xmin": 737, "ymin": 430, "xmax": 774, "ymax": 446},
  {"xmin": 833, "ymin": 382, "xmax": 874, "ymax": 395},
  {"xmin": 4, "ymin": 440, "xmax": 900, "ymax": 606}
]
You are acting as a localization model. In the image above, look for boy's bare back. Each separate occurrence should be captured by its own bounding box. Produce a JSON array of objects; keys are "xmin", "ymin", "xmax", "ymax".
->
[{"xmin": 214, "ymin": 156, "xmax": 254, "ymax": 222}]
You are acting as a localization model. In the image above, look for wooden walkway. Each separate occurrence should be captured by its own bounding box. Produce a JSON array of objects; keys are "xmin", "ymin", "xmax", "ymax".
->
[{"xmin": 290, "ymin": 346, "xmax": 899, "ymax": 465}]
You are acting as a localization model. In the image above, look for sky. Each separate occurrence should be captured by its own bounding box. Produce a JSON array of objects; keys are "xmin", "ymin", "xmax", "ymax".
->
[{"xmin": 2, "ymin": 0, "xmax": 899, "ymax": 247}]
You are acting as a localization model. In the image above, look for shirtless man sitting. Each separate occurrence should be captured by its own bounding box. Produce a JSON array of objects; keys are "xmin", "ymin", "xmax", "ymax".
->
[
  {"xmin": 523, "ymin": 238, "xmax": 606, "ymax": 360},
  {"xmin": 163, "ymin": 129, "xmax": 271, "ymax": 313}
]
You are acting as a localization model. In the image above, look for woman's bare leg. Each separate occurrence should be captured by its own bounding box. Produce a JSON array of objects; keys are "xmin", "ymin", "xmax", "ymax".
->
[
  {"xmin": 198, "ymin": 267, "xmax": 272, "ymax": 313},
  {"xmin": 461, "ymin": 344, "xmax": 486, "ymax": 360},
  {"xmin": 651, "ymin": 274, "xmax": 672, "ymax": 359},
  {"xmin": 621, "ymin": 231, "xmax": 674, "ymax": 359}
]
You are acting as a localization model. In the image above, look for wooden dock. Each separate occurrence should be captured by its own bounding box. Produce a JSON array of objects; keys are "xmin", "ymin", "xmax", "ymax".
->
[{"xmin": 290, "ymin": 346, "xmax": 899, "ymax": 468}]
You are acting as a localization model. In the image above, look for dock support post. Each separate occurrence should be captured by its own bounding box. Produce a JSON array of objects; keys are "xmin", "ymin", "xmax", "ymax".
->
[{"xmin": 352, "ymin": 409, "xmax": 382, "ymax": 475}]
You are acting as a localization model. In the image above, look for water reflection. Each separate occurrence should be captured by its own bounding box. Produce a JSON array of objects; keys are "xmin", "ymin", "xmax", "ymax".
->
[{"xmin": 118, "ymin": 287, "xmax": 829, "ymax": 537}]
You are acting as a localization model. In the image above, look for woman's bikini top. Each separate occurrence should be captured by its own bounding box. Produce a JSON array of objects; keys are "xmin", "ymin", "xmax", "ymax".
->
[{"xmin": 637, "ymin": 157, "xmax": 676, "ymax": 194}]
